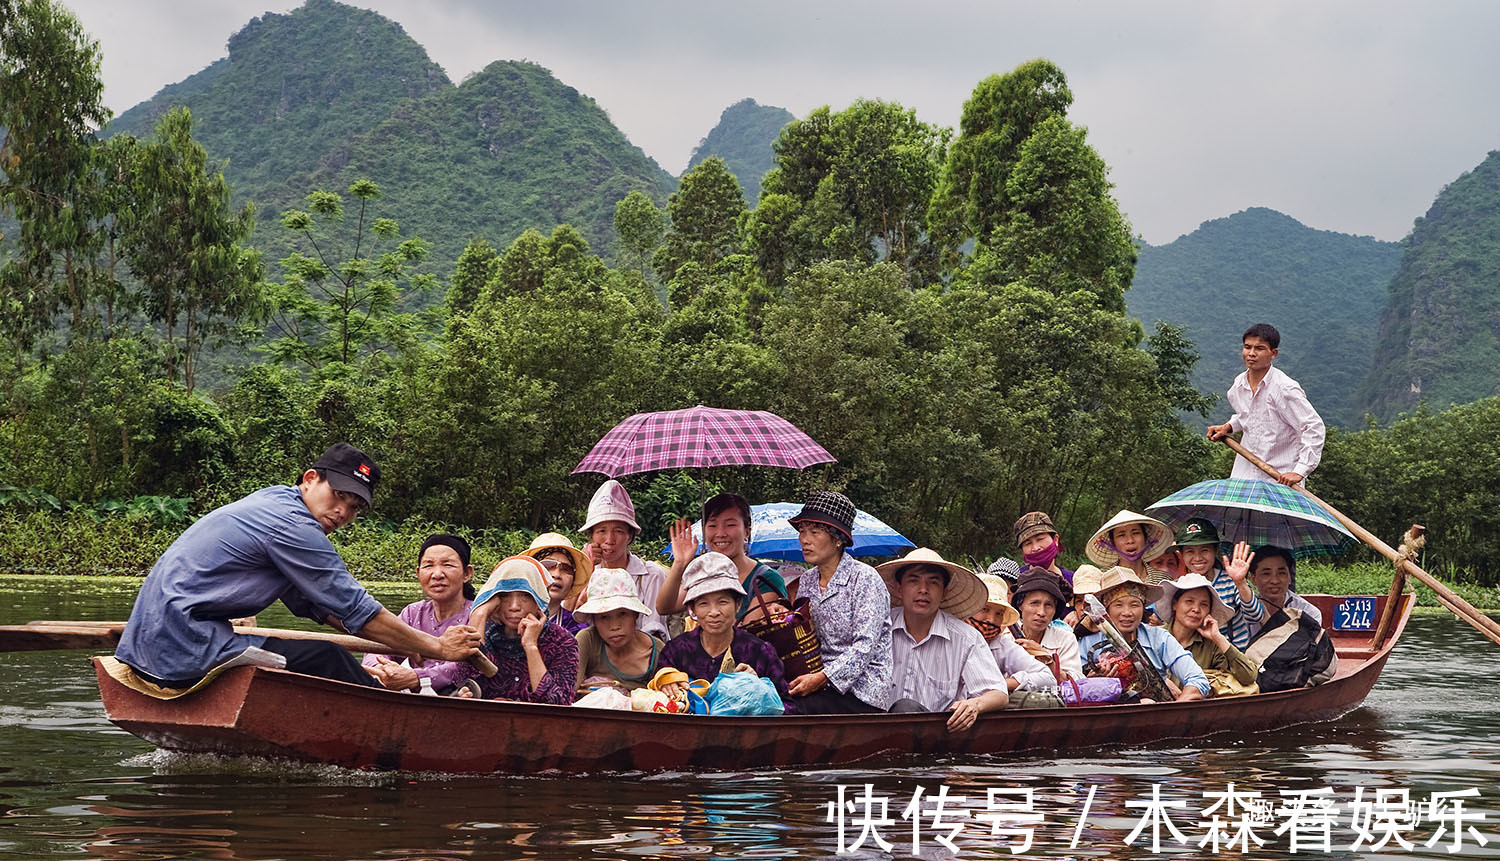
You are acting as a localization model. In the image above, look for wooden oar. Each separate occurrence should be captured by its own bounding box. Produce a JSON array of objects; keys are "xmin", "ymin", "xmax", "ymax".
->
[
  {"xmin": 1221, "ymin": 436, "xmax": 1500, "ymax": 647},
  {"xmin": 2, "ymin": 620, "xmax": 405, "ymax": 655}
]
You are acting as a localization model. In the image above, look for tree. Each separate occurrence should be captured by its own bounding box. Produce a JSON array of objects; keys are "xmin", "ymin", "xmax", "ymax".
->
[
  {"xmin": 613, "ymin": 190, "xmax": 664, "ymax": 282},
  {"xmin": 929, "ymin": 60, "xmax": 1073, "ymax": 261},
  {"xmin": 653, "ymin": 157, "xmax": 746, "ymax": 290},
  {"xmin": 751, "ymin": 100, "xmax": 948, "ymax": 283},
  {"xmin": 124, "ymin": 107, "xmax": 265, "ymax": 393},
  {"xmin": 265, "ymin": 179, "xmax": 435, "ymax": 375},
  {"xmin": 979, "ymin": 115, "xmax": 1137, "ymax": 312},
  {"xmin": 0, "ymin": 0, "xmax": 110, "ymax": 348},
  {"xmin": 446, "ymin": 237, "xmax": 499, "ymax": 318}
]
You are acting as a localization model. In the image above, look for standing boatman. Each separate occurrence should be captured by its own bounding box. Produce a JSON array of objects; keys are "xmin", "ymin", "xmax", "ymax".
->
[
  {"xmin": 115, "ymin": 443, "xmax": 480, "ymax": 690},
  {"xmin": 1206, "ymin": 323, "xmax": 1325, "ymax": 487}
]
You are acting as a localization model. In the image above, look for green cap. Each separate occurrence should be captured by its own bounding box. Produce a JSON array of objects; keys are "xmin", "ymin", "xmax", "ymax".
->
[{"xmin": 1173, "ymin": 518, "xmax": 1220, "ymax": 548}]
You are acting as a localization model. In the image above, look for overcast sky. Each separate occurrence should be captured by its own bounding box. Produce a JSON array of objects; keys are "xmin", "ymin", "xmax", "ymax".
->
[{"xmin": 63, "ymin": 0, "xmax": 1500, "ymax": 245}]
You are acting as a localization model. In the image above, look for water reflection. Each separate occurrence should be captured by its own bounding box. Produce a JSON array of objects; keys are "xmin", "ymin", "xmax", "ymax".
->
[{"xmin": 4, "ymin": 584, "xmax": 1500, "ymax": 858}]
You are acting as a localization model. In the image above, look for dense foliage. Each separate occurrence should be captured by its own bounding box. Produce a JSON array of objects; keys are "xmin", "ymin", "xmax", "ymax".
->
[
  {"xmin": 1130, "ymin": 207, "xmax": 1401, "ymax": 428},
  {"xmin": 685, "ymin": 98, "xmax": 794, "ymax": 205},
  {"xmin": 3, "ymin": 1, "xmax": 1493, "ymax": 585},
  {"xmin": 1359, "ymin": 150, "xmax": 1500, "ymax": 420}
]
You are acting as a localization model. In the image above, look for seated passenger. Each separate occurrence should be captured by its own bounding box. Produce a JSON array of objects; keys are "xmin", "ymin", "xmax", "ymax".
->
[
  {"xmin": 1086, "ymin": 510, "xmax": 1176, "ymax": 586},
  {"xmin": 363, "ymin": 533, "xmax": 476, "ymax": 694},
  {"xmin": 522, "ymin": 532, "xmax": 593, "ymax": 635},
  {"xmin": 1173, "ymin": 519, "xmax": 1267, "ymax": 648},
  {"xmin": 1009, "ymin": 567, "xmax": 1084, "ymax": 681},
  {"xmin": 1078, "ymin": 566, "xmax": 1210, "ymax": 702},
  {"xmin": 1013, "ymin": 511, "xmax": 1074, "ymax": 585},
  {"xmin": 877, "ymin": 548, "xmax": 1008, "ymax": 731},
  {"xmin": 968, "ymin": 571, "xmax": 1058, "ymax": 691},
  {"xmin": 784, "ymin": 491, "xmax": 893, "ymax": 714},
  {"xmin": 580, "ymin": 479, "xmax": 669, "ymax": 639},
  {"xmin": 1158, "ymin": 573, "xmax": 1258, "ymax": 693},
  {"xmin": 457, "ymin": 556, "xmax": 579, "ymax": 704},
  {"xmin": 1066, "ymin": 564, "xmax": 1105, "ymax": 633},
  {"xmin": 658, "ymin": 552, "xmax": 791, "ymax": 706},
  {"xmin": 1246, "ymin": 546, "xmax": 1323, "ymax": 638},
  {"xmin": 572, "ymin": 567, "xmax": 666, "ymax": 694},
  {"xmin": 659, "ymin": 492, "xmax": 790, "ymax": 623}
]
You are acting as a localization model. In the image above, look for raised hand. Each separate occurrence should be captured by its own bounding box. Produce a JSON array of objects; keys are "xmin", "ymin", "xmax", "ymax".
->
[
  {"xmin": 518, "ymin": 614, "xmax": 544, "ymax": 650},
  {"xmin": 669, "ymin": 517, "xmax": 698, "ymax": 563},
  {"xmin": 1222, "ymin": 541, "xmax": 1253, "ymax": 584}
]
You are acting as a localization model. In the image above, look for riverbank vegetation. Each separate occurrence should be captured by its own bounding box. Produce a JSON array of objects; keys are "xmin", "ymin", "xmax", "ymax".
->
[{"xmin": 3, "ymin": 2, "xmax": 1494, "ymax": 584}]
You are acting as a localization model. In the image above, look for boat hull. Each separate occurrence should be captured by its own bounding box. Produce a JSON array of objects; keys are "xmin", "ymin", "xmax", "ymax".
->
[{"xmin": 94, "ymin": 595, "xmax": 1412, "ymax": 774}]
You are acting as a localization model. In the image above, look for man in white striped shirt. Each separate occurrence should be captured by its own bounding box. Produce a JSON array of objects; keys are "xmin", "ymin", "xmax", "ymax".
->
[{"xmin": 1207, "ymin": 323, "xmax": 1325, "ymax": 487}]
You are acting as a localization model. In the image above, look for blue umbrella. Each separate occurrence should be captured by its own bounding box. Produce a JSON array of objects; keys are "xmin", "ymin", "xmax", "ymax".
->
[{"xmin": 662, "ymin": 501, "xmax": 915, "ymax": 561}]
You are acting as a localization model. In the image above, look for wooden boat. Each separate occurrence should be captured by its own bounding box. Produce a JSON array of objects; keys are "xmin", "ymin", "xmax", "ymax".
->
[{"xmin": 87, "ymin": 594, "xmax": 1413, "ymax": 774}]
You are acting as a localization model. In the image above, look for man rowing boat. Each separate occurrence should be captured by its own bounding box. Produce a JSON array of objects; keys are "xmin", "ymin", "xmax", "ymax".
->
[{"xmin": 115, "ymin": 443, "xmax": 480, "ymax": 690}]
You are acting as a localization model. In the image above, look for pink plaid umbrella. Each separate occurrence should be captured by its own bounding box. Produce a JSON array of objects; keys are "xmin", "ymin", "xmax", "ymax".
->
[{"xmin": 572, "ymin": 406, "xmax": 835, "ymax": 477}]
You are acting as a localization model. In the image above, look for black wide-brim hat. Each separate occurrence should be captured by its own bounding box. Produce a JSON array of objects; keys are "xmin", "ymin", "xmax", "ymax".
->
[{"xmin": 788, "ymin": 490, "xmax": 856, "ymax": 544}]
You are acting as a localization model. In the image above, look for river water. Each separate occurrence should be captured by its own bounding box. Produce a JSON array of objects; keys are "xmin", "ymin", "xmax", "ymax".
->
[{"xmin": 3, "ymin": 578, "xmax": 1500, "ymax": 860}]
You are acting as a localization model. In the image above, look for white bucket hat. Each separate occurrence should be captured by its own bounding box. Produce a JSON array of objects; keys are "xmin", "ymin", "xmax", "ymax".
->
[
  {"xmin": 681, "ymin": 552, "xmax": 747, "ymax": 607},
  {"xmin": 1086, "ymin": 510, "xmax": 1175, "ymax": 567},
  {"xmin": 580, "ymin": 479, "xmax": 640, "ymax": 535},
  {"xmin": 1156, "ymin": 572, "xmax": 1232, "ymax": 627},
  {"xmin": 572, "ymin": 567, "xmax": 653, "ymax": 624}
]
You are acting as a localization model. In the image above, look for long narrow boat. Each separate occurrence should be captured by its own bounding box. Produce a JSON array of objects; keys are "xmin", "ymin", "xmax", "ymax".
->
[{"xmin": 85, "ymin": 594, "xmax": 1413, "ymax": 774}]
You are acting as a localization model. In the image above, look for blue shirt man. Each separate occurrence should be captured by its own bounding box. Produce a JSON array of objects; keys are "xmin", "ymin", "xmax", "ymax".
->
[{"xmin": 116, "ymin": 444, "xmax": 479, "ymax": 688}]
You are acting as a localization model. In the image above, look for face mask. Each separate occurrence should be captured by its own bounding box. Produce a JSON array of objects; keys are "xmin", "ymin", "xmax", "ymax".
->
[
  {"xmin": 1103, "ymin": 539, "xmax": 1147, "ymax": 564},
  {"xmin": 1023, "ymin": 536, "xmax": 1062, "ymax": 569}
]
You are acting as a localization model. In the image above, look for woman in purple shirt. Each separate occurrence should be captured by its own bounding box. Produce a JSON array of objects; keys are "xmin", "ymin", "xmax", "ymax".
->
[
  {"xmin": 363, "ymin": 534, "xmax": 475, "ymax": 694},
  {"xmin": 659, "ymin": 552, "xmax": 792, "ymax": 709},
  {"xmin": 455, "ymin": 556, "xmax": 580, "ymax": 705}
]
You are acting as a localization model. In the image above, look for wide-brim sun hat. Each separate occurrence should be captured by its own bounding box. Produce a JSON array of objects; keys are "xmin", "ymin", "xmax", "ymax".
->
[
  {"xmin": 1094, "ymin": 565, "xmax": 1164, "ymax": 607},
  {"xmin": 472, "ymin": 556, "xmax": 551, "ymax": 615},
  {"xmin": 1071, "ymin": 564, "xmax": 1105, "ymax": 597},
  {"xmin": 523, "ymin": 532, "xmax": 594, "ymax": 603},
  {"xmin": 876, "ymin": 547, "xmax": 989, "ymax": 620},
  {"xmin": 786, "ymin": 490, "xmax": 857, "ymax": 545},
  {"xmin": 681, "ymin": 551, "xmax": 747, "ymax": 607},
  {"xmin": 572, "ymin": 566, "xmax": 653, "ymax": 624},
  {"xmin": 974, "ymin": 572, "xmax": 1021, "ymax": 628},
  {"xmin": 580, "ymin": 479, "xmax": 641, "ymax": 535},
  {"xmin": 1086, "ymin": 510, "xmax": 1175, "ymax": 567},
  {"xmin": 1157, "ymin": 572, "xmax": 1232, "ymax": 627}
]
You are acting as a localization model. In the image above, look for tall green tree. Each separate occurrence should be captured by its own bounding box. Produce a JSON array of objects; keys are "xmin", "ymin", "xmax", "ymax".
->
[
  {"xmin": 446, "ymin": 237, "xmax": 499, "ymax": 318},
  {"xmin": 265, "ymin": 179, "xmax": 435, "ymax": 375},
  {"xmin": 753, "ymin": 100, "xmax": 948, "ymax": 281},
  {"xmin": 0, "ymin": 0, "xmax": 110, "ymax": 347},
  {"xmin": 928, "ymin": 60, "xmax": 1073, "ymax": 262},
  {"xmin": 613, "ymin": 190, "xmax": 665, "ymax": 282},
  {"xmin": 124, "ymin": 107, "xmax": 265, "ymax": 393},
  {"xmin": 653, "ymin": 157, "xmax": 746, "ymax": 291}
]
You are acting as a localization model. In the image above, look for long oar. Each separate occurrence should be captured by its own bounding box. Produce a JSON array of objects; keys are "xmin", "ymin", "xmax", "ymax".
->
[
  {"xmin": 1, "ymin": 620, "xmax": 405, "ymax": 655},
  {"xmin": 1221, "ymin": 436, "xmax": 1500, "ymax": 647}
]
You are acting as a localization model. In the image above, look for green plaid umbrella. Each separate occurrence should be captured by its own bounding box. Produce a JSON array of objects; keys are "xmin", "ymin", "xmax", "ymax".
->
[{"xmin": 1146, "ymin": 478, "xmax": 1358, "ymax": 559}]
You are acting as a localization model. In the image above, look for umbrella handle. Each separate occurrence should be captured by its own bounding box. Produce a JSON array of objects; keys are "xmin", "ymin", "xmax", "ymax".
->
[{"xmin": 1219, "ymin": 436, "xmax": 1500, "ymax": 646}]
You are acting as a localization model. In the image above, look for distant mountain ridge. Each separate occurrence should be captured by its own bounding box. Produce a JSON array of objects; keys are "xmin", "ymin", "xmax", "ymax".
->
[
  {"xmin": 685, "ymin": 98, "xmax": 793, "ymax": 203},
  {"xmin": 1359, "ymin": 150, "xmax": 1500, "ymax": 419},
  {"xmin": 1129, "ymin": 207, "xmax": 1402, "ymax": 428},
  {"xmin": 105, "ymin": 0, "xmax": 674, "ymax": 266}
]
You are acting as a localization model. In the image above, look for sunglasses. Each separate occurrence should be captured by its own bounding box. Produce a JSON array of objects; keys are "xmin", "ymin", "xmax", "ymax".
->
[{"xmin": 537, "ymin": 557, "xmax": 575, "ymax": 574}]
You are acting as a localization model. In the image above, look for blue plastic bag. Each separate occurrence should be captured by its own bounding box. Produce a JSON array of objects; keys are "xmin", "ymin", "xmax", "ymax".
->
[{"xmin": 705, "ymin": 671, "xmax": 785, "ymax": 716}]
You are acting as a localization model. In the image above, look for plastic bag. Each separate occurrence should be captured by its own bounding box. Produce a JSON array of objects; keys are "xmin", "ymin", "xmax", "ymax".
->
[
  {"xmin": 1059, "ymin": 676, "xmax": 1123, "ymax": 706},
  {"xmin": 705, "ymin": 671, "xmax": 785, "ymax": 716},
  {"xmin": 573, "ymin": 687, "xmax": 632, "ymax": 710}
]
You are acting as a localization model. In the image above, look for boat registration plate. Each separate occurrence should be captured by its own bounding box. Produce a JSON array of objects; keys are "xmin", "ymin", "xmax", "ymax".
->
[{"xmin": 1332, "ymin": 596, "xmax": 1376, "ymax": 631}]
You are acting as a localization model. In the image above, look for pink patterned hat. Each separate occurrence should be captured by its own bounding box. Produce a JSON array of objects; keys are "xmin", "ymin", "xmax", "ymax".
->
[
  {"xmin": 580, "ymin": 479, "xmax": 641, "ymax": 535},
  {"xmin": 571, "ymin": 567, "xmax": 652, "ymax": 624}
]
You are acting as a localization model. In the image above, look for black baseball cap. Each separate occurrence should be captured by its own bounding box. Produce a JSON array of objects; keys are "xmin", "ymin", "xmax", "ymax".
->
[{"xmin": 310, "ymin": 443, "xmax": 380, "ymax": 507}]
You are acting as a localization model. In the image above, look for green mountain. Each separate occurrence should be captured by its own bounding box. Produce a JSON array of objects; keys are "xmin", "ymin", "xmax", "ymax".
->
[
  {"xmin": 105, "ymin": 0, "xmax": 674, "ymax": 265},
  {"xmin": 1358, "ymin": 151, "xmax": 1500, "ymax": 421},
  {"xmin": 685, "ymin": 98, "xmax": 793, "ymax": 204},
  {"xmin": 1129, "ymin": 207, "xmax": 1401, "ymax": 428}
]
